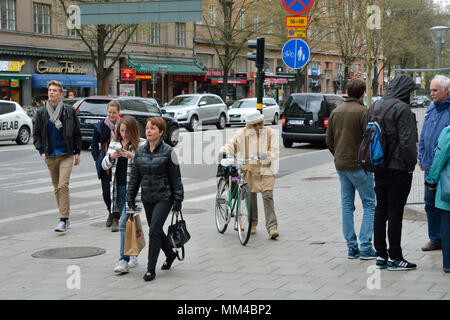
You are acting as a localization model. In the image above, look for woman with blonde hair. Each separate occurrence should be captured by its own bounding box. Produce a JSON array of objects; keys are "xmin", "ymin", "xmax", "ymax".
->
[{"xmin": 102, "ymin": 115, "xmax": 146, "ymax": 274}]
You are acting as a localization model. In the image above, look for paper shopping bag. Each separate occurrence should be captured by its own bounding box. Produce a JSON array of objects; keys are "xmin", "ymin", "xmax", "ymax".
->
[{"xmin": 124, "ymin": 214, "xmax": 146, "ymax": 256}]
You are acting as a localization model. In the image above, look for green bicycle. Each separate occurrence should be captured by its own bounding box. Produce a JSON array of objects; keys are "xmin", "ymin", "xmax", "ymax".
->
[{"xmin": 215, "ymin": 155, "xmax": 253, "ymax": 246}]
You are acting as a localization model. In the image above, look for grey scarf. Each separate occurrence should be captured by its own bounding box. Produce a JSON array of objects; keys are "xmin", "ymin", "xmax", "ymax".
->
[{"xmin": 46, "ymin": 100, "xmax": 63, "ymax": 129}]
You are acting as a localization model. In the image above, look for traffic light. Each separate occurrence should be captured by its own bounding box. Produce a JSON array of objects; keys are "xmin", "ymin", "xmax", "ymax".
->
[
  {"xmin": 247, "ymin": 37, "xmax": 265, "ymax": 69},
  {"xmin": 247, "ymin": 37, "xmax": 265, "ymax": 114}
]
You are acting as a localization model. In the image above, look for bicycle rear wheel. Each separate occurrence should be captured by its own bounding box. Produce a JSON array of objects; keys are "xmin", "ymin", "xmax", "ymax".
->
[
  {"xmin": 215, "ymin": 177, "xmax": 230, "ymax": 233},
  {"xmin": 237, "ymin": 183, "xmax": 252, "ymax": 245}
]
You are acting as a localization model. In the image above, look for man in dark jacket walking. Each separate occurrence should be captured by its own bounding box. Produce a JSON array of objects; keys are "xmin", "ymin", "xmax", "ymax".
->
[
  {"xmin": 33, "ymin": 80, "xmax": 82, "ymax": 232},
  {"xmin": 327, "ymin": 78, "xmax": 376, "ymax": 260},
  {"xmin": 372, "ymin": 74, "xmax": 419, "ymax": 271}
]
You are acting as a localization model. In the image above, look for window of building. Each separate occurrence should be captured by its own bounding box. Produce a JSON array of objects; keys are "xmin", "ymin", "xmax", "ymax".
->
[
  {"xmin": 0, "ymin": 0, "xmax": 15, "ymax": 30},
  {"xmin": 175, "ymin": 22, "xmax": 186, "ymax": 47},
  {"xmin": 125, "ymin": 26, "xmax": 137, "ymax": 42},
  {"xmin": 209, "ymin": 4, "xmax": 216, "ymax": 26},
  {"xmin": 34, "ymin": 2, "xmax": 51, "ymax": 35},
  {"xmin": 253, "ymin": 14, "xmax": 259, "ymax": 32},
  {"xmin": 149, "ymin": 23, "xmax": 160, "ymax": 44},
  {"xmin": 196, "ymin": 54, "xmax": 213, "ymax": 69},
  {"xmin": 238, "ymin": 12, "xmax": 245, "ymax": 29},
  {"xmin": 235, "ymin": 58, "xmax": 246, "ymax": 72}
]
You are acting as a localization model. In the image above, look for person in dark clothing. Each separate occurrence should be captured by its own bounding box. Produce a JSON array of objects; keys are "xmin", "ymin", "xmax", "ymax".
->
[
  {"xmin": 372, "ymin": 74, "xmax": 419, "ymax": 271},
  {"xmin": 33, "ymin": 80, "xmax": 82, "ymax": 232},
  {"xmin": 127, "ymin": 117, "xmax": 184, "ymax": 282},
  {"xmin": 91, "ymin": 100, "xmax": 121, "ymax": 230}
]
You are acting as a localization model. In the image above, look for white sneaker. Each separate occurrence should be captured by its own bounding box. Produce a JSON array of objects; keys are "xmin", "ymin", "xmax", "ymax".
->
[
  {"xmin": 128, "ymin": 256, "xmax": 138, "ymax": 268},
  {"xmin": 54, "ymin": 220, "xmax": 69, "ymax": 232},
  {"xmin": 114, "ymin": 260, "xmax": 129, "ymax": 274}
]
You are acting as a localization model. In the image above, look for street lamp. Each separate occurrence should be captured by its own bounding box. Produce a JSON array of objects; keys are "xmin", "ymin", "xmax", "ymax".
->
[
  {"xmin": 159, "ymin": 65, "xmax": 167, "ymax": 105},
  {"xmin": 430, "ymin": 26, "xmax": 448, "ymax": 69}
]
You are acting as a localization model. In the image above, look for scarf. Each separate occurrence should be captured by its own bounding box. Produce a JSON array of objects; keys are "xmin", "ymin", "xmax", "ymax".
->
[
  {"xmin": 46, "ymin": 100, "xmax": 63, "ymax": 129},
  {"xmin": 104, "ymin": 116, "xmax": 118, "ymax": 140}
]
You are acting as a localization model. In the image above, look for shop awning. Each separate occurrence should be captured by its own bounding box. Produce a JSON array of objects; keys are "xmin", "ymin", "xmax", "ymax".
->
[
  {"xmin": 31, "ymin": 73, "xmax": 97, "ymax": 88},
  {"xmin": 127, "ymin": 55, "xmax": 206, "ymax": 75},
  {"xmin": 0, "ymin": 72, "xmax": 32, "ymax": 80}
]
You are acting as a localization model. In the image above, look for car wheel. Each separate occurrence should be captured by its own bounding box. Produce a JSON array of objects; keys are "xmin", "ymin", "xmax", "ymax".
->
[
  {"xmin": 216, "ymin": 114, "xmax": 226, "ymax": 130},
  {"xmin": 16, "ymin": 126, "xmax": 30, "ymax": 145},
  {"xmin": 165, "ymin": 125, "xmax": 179, "ymax": 147},
  {"xmin": 187, "ymin": 115, "xmax": 199, "ymax": 132},
  {"xmin": 283, "ymin": 139, "xmax": 293, "ymax": 148},
  {"xmin": 272, "ymin": 114, "xmax": 279, "ymax": 125}
]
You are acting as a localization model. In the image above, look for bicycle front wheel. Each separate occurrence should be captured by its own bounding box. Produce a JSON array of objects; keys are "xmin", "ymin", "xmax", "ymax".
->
[
  {"xmin": 237, "ymin": 183, "xmax": 253, "ymax": 245},
  {"xmin": 215, "ymin": 177, "xmax": 230, "ymax": 233}
]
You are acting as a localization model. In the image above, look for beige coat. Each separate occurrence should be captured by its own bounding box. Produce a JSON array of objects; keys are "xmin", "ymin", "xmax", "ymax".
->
[{"xmin": 221, "ymin": 126, "xmax": 279, "ymax": 193}]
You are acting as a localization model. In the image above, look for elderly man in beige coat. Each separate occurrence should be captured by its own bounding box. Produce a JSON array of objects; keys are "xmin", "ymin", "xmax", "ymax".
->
[{"xmin": 221, "ymin": 112, "xmax": 280, "ymax": 239}]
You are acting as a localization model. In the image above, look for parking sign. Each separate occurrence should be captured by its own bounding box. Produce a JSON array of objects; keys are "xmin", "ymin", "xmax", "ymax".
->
[
  {"xmin": 282, "ymin": 0, "xmax": 314, "ymax": 15},
  {"xmin": 282, "ymin": 39, "xmax": 310, "ymax": 70}
]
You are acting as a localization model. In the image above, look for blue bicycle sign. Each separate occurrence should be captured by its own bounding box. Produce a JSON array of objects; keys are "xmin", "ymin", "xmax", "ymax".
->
[{"xmin": 281, "ymin": 39, "xmax": 310, "ymax": 70}]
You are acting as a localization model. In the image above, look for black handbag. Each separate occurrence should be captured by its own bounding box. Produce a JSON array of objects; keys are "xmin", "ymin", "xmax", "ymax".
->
[{"xmin": 167, "ymin": 209, "xmax": 190, "ymax": 261}]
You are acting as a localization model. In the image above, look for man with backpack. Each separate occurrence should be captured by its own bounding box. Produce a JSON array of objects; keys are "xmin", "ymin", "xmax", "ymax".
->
[
  {"xmin": 326, "ymin": 78, "xmax": 377, "ymax": 260},
  {"xmin": 418, "ymin": 75, "xmax": 450, "ymax": 252},
  {"xmin": 371, "ymin": 74, "xmax": 419, "ymax": 271}
]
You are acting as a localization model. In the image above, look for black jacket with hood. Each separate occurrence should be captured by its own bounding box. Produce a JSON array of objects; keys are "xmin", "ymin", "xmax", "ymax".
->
[{"xmin": 372, "ymin": 74, "xmax": 418, "ymax": 172}]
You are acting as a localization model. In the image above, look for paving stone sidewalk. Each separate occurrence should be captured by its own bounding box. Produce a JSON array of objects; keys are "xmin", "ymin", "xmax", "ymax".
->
[{"xmin": 0, "ymin": 161, "xmax": 448, "ymax": 300}]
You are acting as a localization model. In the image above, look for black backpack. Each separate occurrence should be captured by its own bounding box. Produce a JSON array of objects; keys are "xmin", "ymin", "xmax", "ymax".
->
[{"xmin": 357, "ymin": 98, "xmax": 398, "ymax": 172}]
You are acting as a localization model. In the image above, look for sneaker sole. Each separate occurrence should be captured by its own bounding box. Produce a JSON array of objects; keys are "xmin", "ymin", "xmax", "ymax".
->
[
  {"xmin": 360, "ymin": 256, "xmax": 377, "ymax": 260},
  {"xmin": 348, "ymin": 255, "xmax": 359, "ymax": 259},
  {"xmin": 376, "ymin": 265, "xmax": 387, "ymax": 269},
  {"xmin": 387, "ymin": 266, "xmax": 416, "ymax": 271},
  {"xmin": 114, "ymin": 269, "xmax": 129, "ymax": 274}
]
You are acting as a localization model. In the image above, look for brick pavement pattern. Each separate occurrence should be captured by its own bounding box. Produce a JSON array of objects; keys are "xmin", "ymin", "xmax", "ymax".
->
[{"xmin": 1, "ymin": 162, "xmax": 449, "ymax": 300}]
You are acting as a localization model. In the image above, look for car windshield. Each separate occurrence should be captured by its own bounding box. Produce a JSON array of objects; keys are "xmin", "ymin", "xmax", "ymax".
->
[
  {"xmin": 77, "ymin": 99, "xmax": 110, "ymax": 115},
  {"xmin": 167, "ymin": 96, "xmax": 199, "ymax": 106},
  {"xmin": 231, "ymin": 100, "xmax": 256, "ymax": 109}
]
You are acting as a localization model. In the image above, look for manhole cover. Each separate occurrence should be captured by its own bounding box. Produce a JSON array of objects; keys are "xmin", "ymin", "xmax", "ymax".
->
[{"xmin": 32, "ymin": 247, "xmax": 106, "ymax": 259}]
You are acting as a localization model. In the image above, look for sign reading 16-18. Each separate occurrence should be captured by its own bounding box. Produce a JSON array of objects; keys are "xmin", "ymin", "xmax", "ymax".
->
[{"xmin": 282, "ymin": 38, "xmax": 310, "ymax": 70}]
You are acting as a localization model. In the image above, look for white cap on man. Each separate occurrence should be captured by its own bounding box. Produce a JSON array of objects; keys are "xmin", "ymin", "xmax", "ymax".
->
[{"xmin": 246, "ymin": 112, "xmax": 264, "ymax": 125}]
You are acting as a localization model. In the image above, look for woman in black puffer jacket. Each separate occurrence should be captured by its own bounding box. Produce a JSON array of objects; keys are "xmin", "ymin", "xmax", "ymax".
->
[{"xmin": 127, "ymin": 117, "xmax": 184, "ymax": 282}]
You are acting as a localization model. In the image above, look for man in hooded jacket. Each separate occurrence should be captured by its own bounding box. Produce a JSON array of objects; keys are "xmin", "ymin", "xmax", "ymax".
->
[{"xmin": 372, "ymin": 74, "xmax": 419, "ymax": 271}]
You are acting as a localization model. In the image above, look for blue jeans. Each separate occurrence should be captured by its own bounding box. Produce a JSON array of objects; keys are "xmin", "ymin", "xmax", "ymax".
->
[
  {"xmin": 424, "ymin": 185, "xmax": 445, "ymax": 245},
  {"xmin": 337, "ymin": 169, "xmax": 376, "ymax": 252},
  {"xmin": 116, "ymin": 184, "xmax": 130, "ymax": 262}
]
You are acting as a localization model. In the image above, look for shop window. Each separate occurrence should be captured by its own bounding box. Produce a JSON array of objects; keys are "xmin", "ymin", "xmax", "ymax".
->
[
  {"xmin": 33, "ymin": 2, "xmax": 51, "ymax": 35},
  {"xmin": 0, "ymin": 0, "xmax": 15, "ymax": 30}
]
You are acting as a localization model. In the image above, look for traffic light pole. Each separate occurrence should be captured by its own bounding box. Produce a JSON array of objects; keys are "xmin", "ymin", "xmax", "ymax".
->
[
  {"xmin": 248, "ymin": 37, "xmax": 265, "ymax": 115},
  {"xmin": 256, "ymin": 69, "xmax": 265, "ymax": 114}
]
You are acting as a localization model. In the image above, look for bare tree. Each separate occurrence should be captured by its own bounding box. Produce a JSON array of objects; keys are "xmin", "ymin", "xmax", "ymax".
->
[{"xmin": 57, "ymin": 0, "xmax": 138, "ymax": 95}]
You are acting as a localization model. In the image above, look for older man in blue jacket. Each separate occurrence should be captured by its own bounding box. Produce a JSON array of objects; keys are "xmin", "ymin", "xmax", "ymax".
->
[{"xmin": 418, "ymin": 75, "xmax": 450, "ymax": 252}]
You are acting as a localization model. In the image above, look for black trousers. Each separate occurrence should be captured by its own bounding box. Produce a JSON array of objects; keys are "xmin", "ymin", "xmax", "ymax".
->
[
  {"xmin": 100, "ymin": 172, "xmax": 112, "ymax": 214},
  {"xmin": 373, "ymin": 169, "xmax": 413, "ymax": 261},
  {"xmin": 143, "ymin": 201, "xmax": 174, "ymax": 273}
]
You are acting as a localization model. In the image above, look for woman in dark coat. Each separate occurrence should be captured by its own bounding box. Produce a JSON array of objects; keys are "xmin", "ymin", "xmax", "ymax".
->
[
  {"xmin": 127, "ymin": 117, "xmax": 184, "ymax": 281},
  {"xmin": 91, "ymin": 100, "xmax": 121, "ymax": 230}
]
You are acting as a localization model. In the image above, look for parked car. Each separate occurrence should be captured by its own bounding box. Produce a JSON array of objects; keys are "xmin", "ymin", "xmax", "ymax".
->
[
  {"xmin": 226, "ymin": 97, "xmax": 280, "ymax": 126},
  {"xmin": 363, "ymin": 95, "xmax": 382, "ymax": 106},
  {"xmin": 162, "ymin": 94, "xmax": 228, "ymax": 131},
  {"xmin": 411, "ymin": 95, "xmax": 431, "ymax": 108},
  {"xmin": 281, "ymin": 93, "xmax": 345, "ymax": 147},
  {"xmin": 63, "ymin": 97, "xmax": 83, "ymax": 108},
  {"xmin": 0, "ymin": 100, "xmax": 33, "ymax": 145},
  {"xmin": 75, "ymin": 96, "xmax": 179, "ymax": 149}
]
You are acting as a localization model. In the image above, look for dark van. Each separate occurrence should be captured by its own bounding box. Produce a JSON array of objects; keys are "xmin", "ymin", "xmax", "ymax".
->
[{"xmin": 281, "ymin": 93, "xmax": 344, "ymax": 147}]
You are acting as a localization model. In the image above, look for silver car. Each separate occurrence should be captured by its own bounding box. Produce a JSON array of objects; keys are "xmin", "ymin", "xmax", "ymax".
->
[
  {"xmin": 0, "ymin": 100, "xmax": 33, "ymax": 145},
  {"xmin": 162, "ymin": 94, "xmax": 228, "ymax": 131}
]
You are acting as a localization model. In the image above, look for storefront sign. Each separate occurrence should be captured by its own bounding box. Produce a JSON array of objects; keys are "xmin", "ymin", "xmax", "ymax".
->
[
  {"xmin": 0, "ymin": 60, "xmax": 26, "ymax": 72},
  {"xmin": 36, "ymin": 59, "xmax": 87, "ymax": 74},
  {"xmin": 136, "ymin": 74, "xmax": 152, "ymax": 80},
  {"xmin": 10, "ymin": 79, "xmax": 20, "ymax": 87},
  {"xmin": 121, "ymin": 69, "xmax": 136, "ymax": 81},
  {"xmin": 119, "ymin": 83, "xmax": 136, "ymax": 96}
]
